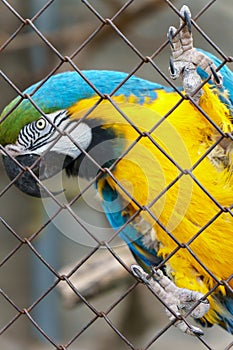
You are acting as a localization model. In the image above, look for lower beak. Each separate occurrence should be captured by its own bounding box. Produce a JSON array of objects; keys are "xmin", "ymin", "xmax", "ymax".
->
[
  {"xmin": 2, "ymin": 152, "xmax": 72, "ymax": 198},
  {"xmin": 2, "ymin": 154, "xmax": 43, "ymax": 197}
]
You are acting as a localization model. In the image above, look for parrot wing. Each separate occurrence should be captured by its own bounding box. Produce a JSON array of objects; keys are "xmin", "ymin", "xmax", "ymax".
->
[
  {"xmin": 98, "ymin": 179, "xmax": 163, "ymax": 272},
  {"xmin": 197, "ymin": 49, "xmax": 233, "ymax": 114}
]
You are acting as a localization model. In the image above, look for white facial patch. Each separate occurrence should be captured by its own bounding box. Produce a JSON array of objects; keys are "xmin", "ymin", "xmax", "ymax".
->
[
  {"xmin": 12, "ymin": 109, "xmax": 92, "ymax": 159},
  {"xmin": 51, "ymin": 122, "xmax": 92, "ymax": 159}
]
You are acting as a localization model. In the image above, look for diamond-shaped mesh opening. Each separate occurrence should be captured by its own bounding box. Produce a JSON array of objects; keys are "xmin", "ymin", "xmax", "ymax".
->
[{"xmin": 1, "ymin": 1, "xmax": 233, "ymax": 349}]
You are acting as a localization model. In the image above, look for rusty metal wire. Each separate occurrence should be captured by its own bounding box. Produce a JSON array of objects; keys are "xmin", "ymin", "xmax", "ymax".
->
[{"xmin": 0, "ymin": 0, "xmax": 233, "ymax": 349}]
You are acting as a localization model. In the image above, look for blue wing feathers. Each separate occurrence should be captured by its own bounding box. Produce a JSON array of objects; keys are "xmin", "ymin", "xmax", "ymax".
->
[
  {"xmin": 101, "ymin": 181, "xmax": 233, "ymax": 331},
  {"xmin": 197, "ymin": 49, "xmax": 233, "ymax": 114},
  {"xmin": 6, "ymin": 49, "xmax": 233, "ymax": 332},
  {"xmin": 222, "ymin": 295, "xmax": 233, "ymax": 333},
  {"xmin": 20, "ymin": 50, "xmax": 233, "ymax": 115},
  {"xmin": 100, "ymin": 181, "xmax": 162, "ymax": 269},
  {"xmin": 23, "ymin": 70, "xmax": 165, "ymax": 110}
]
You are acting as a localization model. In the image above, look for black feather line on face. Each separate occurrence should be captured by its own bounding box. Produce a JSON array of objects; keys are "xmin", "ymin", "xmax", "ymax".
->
[{"xmin": 65, "ymin": 119, "xmax": 119, "ymax": 180}]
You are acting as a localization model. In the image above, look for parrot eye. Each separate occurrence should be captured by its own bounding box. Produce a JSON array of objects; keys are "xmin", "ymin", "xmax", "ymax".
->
[
  {"xmin": 17, "ymin": 110, "xmax": 68, "ymax": 152},
  {"xmin": 35, "ymin": 118, "xmax": 47, "ymax": 130}
]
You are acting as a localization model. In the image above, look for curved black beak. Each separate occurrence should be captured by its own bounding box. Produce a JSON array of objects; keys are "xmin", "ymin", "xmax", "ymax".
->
[
  {"xmin": 2, "ymin": 152, "xmax": 73, "ymax": 198},
  {"xmin": 2, "ymin": 154, "xmax": 43, "ymax": 197}
]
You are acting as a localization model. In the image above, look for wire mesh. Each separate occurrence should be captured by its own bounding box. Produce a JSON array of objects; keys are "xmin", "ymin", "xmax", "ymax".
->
[{"xmin": 0, "ymin": 0, "xmax": 233, "ymax": 349}]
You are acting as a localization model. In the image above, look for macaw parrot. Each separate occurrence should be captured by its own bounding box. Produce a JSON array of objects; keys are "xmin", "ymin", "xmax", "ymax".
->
[{"xmin": 1, "ymin": 6, "xmax": 233, "ymax": 336}]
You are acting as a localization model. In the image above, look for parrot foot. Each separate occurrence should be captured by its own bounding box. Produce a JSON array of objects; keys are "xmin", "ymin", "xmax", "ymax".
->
[
  {"xmin": 131, "ymin": 265, "xmax": 210, "ymax": 336},
  {"xmin": 168, "ymin": 5, "xmax": 222, "ymax": 102}
]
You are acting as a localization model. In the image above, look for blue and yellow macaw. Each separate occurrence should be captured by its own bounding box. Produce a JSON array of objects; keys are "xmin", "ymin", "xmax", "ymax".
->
[{"xmin": 1, "ymin": 6, "xmax": 233, "ymax": 336}]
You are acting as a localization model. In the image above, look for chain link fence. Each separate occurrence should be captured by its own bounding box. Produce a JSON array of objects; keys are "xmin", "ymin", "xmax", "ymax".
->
[{"xmin": 0, "ymin": 0, "xmax": 233, "ymax": 349}]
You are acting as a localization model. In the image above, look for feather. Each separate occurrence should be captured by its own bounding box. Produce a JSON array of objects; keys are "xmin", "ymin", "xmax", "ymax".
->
[
  {"xmin": 66, "ymin": 97, "xmax": 233, "ymax": 330},
  {"xmin": 1, "ymin": 49, "xmax": 233, "ymax": 332},
  {"xmin": 0, "ymin": 70, "xmax": 168, "ymax": 145}
]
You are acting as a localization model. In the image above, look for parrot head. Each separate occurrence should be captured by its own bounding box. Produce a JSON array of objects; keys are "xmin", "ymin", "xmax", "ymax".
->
[
  {"xmin": 0, "ymin": 70, "xmax": 160, "ymax": 197},
  {"xmin": 0, "ymin": 72, "xmax": 91, "ymax": 197},
  {"xmin": 1, "ymin": 109, "xmax": 93, "ymax": 197}
]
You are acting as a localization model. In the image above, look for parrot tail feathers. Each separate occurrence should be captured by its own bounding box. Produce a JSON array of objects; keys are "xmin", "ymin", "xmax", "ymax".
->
[
  {"xmin": 197, "ymin": 292, "xmax": 233, "ymax": 334},
  {"xmin": 98, "ymin": 179, "xmax": 163, "ymax": 272},
  {"xmin": 127, "ymin": 238, "xmax": 163, "ymax": 273},
  {"xmin": 219, "ymin": 294, "xmax": 233, "ymax": 334}
]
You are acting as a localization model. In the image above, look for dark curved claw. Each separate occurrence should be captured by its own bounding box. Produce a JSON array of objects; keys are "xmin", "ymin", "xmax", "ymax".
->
[
  {"xmin": 131, "ymin": 265, "xmax": 150, "ymax": 285},
  {"xmin": 167, "ymin": 27, "xmax": 175, "ymax": 49},
  {"xmin": 183, "ymin": 9, "xmax": 192, "ymax": 33},
  {"xmin": 189, "ymin": 325, "xmax": 204, "ymax": 336},
  {"xmin": 169, "ymin": 57, "xmax": 176, "ymax": 77},
  {"xmin": 209, "ymin": 66, "xmax": 222, "ymax": 86}
]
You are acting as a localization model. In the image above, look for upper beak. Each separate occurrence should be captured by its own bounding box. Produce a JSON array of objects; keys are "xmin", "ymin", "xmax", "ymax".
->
[{"xmin": 2, "ymin": 152, "xmax": 72, "ymax": 197}]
